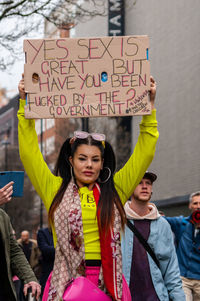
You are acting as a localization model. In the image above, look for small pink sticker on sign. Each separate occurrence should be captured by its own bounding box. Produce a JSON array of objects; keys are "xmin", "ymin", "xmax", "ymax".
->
[{"xmin": 24, "ymin": 35, "xmax": 151, "ymax": 119}]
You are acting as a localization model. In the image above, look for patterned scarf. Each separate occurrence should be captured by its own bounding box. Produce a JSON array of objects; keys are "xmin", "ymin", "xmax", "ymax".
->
[{"xmin": 48, "ymin": 181, "xmax": 123, "ymax": 301}]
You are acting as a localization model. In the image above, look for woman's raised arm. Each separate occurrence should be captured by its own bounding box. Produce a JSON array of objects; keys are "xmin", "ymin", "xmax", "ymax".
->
[
  {"xmin": 18, "ymin": 75, "xmax": 62, "ymax": 212},
  {"xmin": 114, "ymin": 76, "xmax": 159, "ymax": 204}
]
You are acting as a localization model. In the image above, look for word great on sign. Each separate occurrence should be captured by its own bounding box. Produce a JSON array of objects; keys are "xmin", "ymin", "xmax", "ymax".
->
[{"xmin": 24, "ymin": 35, "xmax": 151, "ymax": 119}]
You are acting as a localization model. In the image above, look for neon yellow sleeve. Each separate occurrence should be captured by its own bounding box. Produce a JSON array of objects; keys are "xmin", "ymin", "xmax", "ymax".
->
[
  {"xmin": 17, "ymin": 99, "xmax": 62, "ymax": 213},
  {"xmin": 114, "ymin": 109, "xmax": 159, "ymax": 205}
]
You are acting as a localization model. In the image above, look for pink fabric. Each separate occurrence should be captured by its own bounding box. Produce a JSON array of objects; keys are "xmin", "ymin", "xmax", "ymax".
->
[
  {"xmin": 42, "ymin": 271, "xmax": 52, "ymax": 301},
  {"xmin": 122, "ymin": 274, "xmax": 132, "ymax": 301},
  {"xmin": 85, "ymin": 266, "xmax": 131, "ymax": 301},
  {"xmin": 85, "ymin": 266, "xmax": 100, "ymax": 286},
  {"xmin": 63, "ymin": 276, "xmax": 111, "ymax": 301},
  {"xmin": 42, "ymin": 270, "xmax": 131, "ymax": 301}
]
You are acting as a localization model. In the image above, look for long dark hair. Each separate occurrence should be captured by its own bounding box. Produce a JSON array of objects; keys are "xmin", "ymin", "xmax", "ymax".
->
[{"xmin": 48, "ymin": 136, "xmax": 126, "ymax": 232}]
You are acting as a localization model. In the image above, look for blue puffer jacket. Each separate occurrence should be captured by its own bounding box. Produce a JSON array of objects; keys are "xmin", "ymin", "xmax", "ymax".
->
[
  {"xmin": 166, "ymin": 215, "xmax": 200, "ymax": 280},
  {"xmin": 122, "ymin": 217, "xmax": 185, "ymax": 301}
]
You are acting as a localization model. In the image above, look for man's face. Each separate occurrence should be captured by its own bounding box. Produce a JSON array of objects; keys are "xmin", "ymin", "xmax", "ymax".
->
[
  {"xmin": 132, "ymin": 178, "xmax": 153, "ymax": 202},
  {"xmin": 189, "ymin": 195, "xmax": 200, "ymax": 213},
  {"xmin": 21, "ymin": 231, "xmax": 29, "ymax": 243}
]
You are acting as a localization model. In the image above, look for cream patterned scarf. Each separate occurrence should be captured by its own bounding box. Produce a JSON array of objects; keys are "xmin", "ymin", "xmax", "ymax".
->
[{"xmin": 48, "ymin": 181, "xmax": 123, "ymax": 301}]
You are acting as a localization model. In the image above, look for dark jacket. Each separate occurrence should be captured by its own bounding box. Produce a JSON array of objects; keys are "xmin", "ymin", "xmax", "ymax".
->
[
  {"xmin": 37, "ymin": 227, "xmax": 55, "ymax": 292},
  {"xmin": 0, "ymin": 209, "xmax": 37, "ymax": 300}
]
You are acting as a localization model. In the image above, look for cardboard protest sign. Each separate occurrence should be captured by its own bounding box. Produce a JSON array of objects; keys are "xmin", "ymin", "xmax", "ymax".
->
[{"xmin": 24, "ymin": 35, "xmax": 151, "ymax": 119}]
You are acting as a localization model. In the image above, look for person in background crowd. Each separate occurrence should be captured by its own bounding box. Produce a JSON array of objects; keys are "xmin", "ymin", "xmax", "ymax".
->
[
  {"xmin": 18, "ymin": 230, "xmax": 41, "ymax": 300},
  {"xmin": 18, "ymin": 74, "xmax": 158, "ymax": 301},
  {"xmin": 18, "ymin": 230, "xmax": 41, "ymax": 279},
  {"xmin": 165, "ymin": 191, "xmax": 200, "ymax": 301},
  {"xmin": 37, "ymin": 227, "xmax": 55, "ymax": 296},
  {"xmin": 0, "ymin": 207, "xmax": 41, "ymax": 300},
  {"xmin": 122, "ymin": 171, "xmax": 185, "ymax": 301}
]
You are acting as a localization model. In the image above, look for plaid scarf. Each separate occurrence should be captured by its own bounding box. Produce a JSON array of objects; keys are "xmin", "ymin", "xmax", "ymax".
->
[{"xmin": 48, "ymin": 181, "xmax": 123, "ymax": 301}]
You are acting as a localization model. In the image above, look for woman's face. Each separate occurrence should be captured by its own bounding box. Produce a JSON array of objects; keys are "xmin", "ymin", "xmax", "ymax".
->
[{"xmin": 69, "ymin": 144, "xmax": 103, "ymax": 190}]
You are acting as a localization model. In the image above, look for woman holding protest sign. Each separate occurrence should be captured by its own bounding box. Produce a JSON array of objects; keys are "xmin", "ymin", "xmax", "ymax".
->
[{"xmin": 18, "ymin": 75, "xmax": 158, "ymax": 301}]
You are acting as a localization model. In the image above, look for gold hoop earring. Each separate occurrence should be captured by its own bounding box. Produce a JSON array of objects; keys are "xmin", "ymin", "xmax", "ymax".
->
[{"xmin": 98, "ymin": 167, "xmax": 111, "ymax": 184}]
